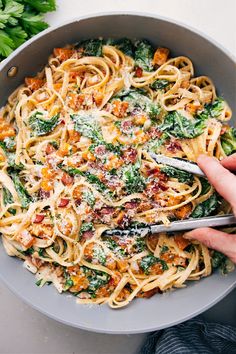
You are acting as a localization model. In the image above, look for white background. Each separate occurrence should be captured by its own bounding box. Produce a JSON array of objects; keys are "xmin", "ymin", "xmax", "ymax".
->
[{"xmin": 0, "ymin": 1, "xmax": 236, "ymax": 353}]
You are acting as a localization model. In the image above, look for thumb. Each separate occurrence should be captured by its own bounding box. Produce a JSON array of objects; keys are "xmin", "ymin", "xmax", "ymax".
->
[{"xmin": 184, "ymin": 228, "xmax": 236, "ymax": 263}]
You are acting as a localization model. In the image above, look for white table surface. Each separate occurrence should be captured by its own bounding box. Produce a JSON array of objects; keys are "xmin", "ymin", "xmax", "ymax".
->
[{"xmin": 1, "ymin": 1, "xmax": 236, "ymax": 353}]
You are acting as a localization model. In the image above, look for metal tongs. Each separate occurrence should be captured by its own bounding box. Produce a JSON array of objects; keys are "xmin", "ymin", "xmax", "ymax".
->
[{"xmin": 103, "ymin": 154, "xmax": 236, "ymax": 238}]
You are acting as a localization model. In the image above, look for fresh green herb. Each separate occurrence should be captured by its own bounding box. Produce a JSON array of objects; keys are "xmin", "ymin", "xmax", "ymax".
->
[
  {"xmin": 10, "ymin": 172, "xmax": 32, "ymax": 208},
  {"xmin": 221, "ymin": 128, "xmax": 236, "ymax": 156},
  {"xmin": 0, "ymin": 0, "xmax": 56, "ymax": 60},
  {"xmin": 122, "ymin": 162, "xmax": 146, "ymax": 194},
  {"xmin": 2, "ymin": 186, "xmax": 16, "ymax": 215},
  {"xmin": 150, "ymin": 79, "xmax": 169, "ymax": 90},
  {"xmin": 7, "ymin": 153, "xmax": 24, "ymax": 171},
  {"xmin": 161, "ymin": 165, "xmax": 194, "ymax": 183},
  {"xmin": 22, "ymin": 0, "xmax": 56, "ymax": 13},
  {"xmin": 77, "ymin": 38, "xmax": 103, "ymax": 57},
  {"xmin": 190, "ymin": 193, "xmax": 218, "ymax": 218},
  {"xmin": 160, "ymin": 111, "xmax": 206, "ymax": 139},
  {"xmin": 134, "ymin": 39, "xmax": 154, "ymax": 71},
  {"xmin": 35, "ymin": 279, "xmax": 42, "ymax": 286},
  {"xmin": 140, "ymin": 255, "xmax": 168, "ymax": 275},
  {"xmin": 29, "ymin": 112, "xmax": 59, "ymax": 136},
  {"xmin": 83, "ymin": 189, "xmax": 95, "ymax": 207}
]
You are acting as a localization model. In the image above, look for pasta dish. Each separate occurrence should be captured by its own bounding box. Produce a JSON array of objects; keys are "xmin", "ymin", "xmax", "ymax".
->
[{"xmin": 0, "ymin": 38, "xmax": 235, "ymax": 308}]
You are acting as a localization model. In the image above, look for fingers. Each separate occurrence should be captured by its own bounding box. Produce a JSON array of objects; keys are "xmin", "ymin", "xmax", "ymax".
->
[
  {"xmin": 184, "ymin": 227, "xmax": 236, "ymax": 263},
  {"xmin": 221, "ymin": 153, "xmax": 236, "ymax": 171},
  {"xmin": 197, "ymin": 155, "xmax": 236, "ymax": 213}
]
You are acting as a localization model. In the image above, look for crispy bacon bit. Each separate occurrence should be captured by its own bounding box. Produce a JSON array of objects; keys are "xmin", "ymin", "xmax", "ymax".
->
[
  {"xmin": 61, "ymin": 172, "xmax": 74, "ymax": 186},
  {"xmin": 58, "ymin": 198, "xmax": 69, "ymax": 207},
  {"xmin": 99, "ymin": 207, "xmax": 114, "ymax": 215},
  {"xmin": 17, "ymin": 230, "xmax": 35, "ymax": 248},
  {"xmin": 82, "ymin": 231, "xmax": 94, "ymax": 240},
  {"xmin": 112, "ymin": 100, "xmax": 129, "ymax": 118},
  {"xmin": 145, "ymin": 180, "xmax": 168, "ymax": 197},
  {"xmin": 148, "ymin": 127, "xmax": 162, "ymax": 139},
  {"xmin": 120, "ymin": 120, "xmax": 133, "ymax": 133},
  {"xmin": 153, "ymin": 47, "xmax": 170, "ymax": 66},
  {"xmin": 123, "ymin": 147, "xmax": 137, "ymax": 164},
  {"xmin": 166, "ymin": 140, "xmax": 183, "ymax": 153},
  {"xmin": 124, "ymin": 201, "xmax": 139, "ymax": 209},
  {"xmin": 135, "ymin": 66, "xmax": 143, "ymax": 77},
  {"xmin": 25, "ymin": 78, "xmax": 44, "ymax": 91},
  {"xmin": 94, "ymin": 145, "xmax": 107, "ymax": 156},
  {"xmin": 45, "ymin": 143, "xmax": 56, "ymax": 155},
  {"xmin": 33, "ymin": 214, "xmax": 45, "ymax": 224},
  {"xmin": 39, "ymin": 189, "xmax": 50, "ymax": 199}
]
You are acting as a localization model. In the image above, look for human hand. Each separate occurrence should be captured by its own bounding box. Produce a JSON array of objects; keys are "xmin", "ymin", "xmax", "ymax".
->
[{"xmin": 184, "ymin": 153, "xmax": 236, "ymax": 263}]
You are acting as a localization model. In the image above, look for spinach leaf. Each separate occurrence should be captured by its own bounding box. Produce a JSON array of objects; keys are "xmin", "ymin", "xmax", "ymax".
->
[
  {"xmin": 0, "ymin": 137, "xmax": 15, "ymax": 151},
  {"xmin": 71, "ymin": 113, "xmax": 103, "ymax": 143},
  {"xmin": 77, "ymin": 39, "xmax": 103, "ymax": 57},
  {"xmin": 160, "ymin": 111, "xmax": 206, "ymax": 139},
  {"xmin": 161, "ymin": 165, "xmax": 194, "ymax": 183},
  {"xmin": 122, "ymin": 162, "xmax": 146, "ymax": 194},
  {"xmin": 29, "ymin": 112, "xmax": 59, "ymax": 136},
  {"xmin": 140, "ymin": 255, "xmax": 168, "ymax": 275},
  {"xmin": 10, "ymin": 172, "xmax": 32, "ymax": 208},
  {"xmin": 150, "ymin": 79, "xmax": 169, "ymax": 90},
  {"xmin": 199, "ymin": 177, "xmax": 211, "ymax": 195},
  {"xmin": 83, "ymin": 189, "xmax": 95, "ymax": 207},
  {"xmin": 2, "ymin": 186, "xmax": 16, "ymax": 215},
  {"xmin": 133, "ymin": 237, "xmax": 146, "ymax": 253},
  {"xmin": 211, "ymin": 250, "xmax": 226, "ymax": 269},
  {"xmin": 146, "ymin": 132, "xmax": 168, "ymax": 153},
  {"xmin": 190, "ymin": 194, "xmax": 218, "ymax": 218},
  {"xmin": 61, "ymin": 166, "xmax": 109, "ymax": 195},
  {"xmin": 64, "ymin": 278, "xmax": 74, "ymax": 290},
  {"xmin": 211, "ymin": 250, "xmax": 233, "ymax": 274},
  {"xmin": 103, "ymin": 238, "xmax": 126, "ymax": 257},
  {"xmin": 113, "ymin": 38, "xmax": 134, "ymax": 57},
  {"xmin": 221, "ymin": 128, "xmax": 236, "ymax": 156},
  {"xmin": 93, "ymin": 246, "xmax": 106, "ymax": 265},
  {"xmin": 134, "ymin": 40, "xmax": 154, "ymax": 71},
  {"xmin": 116, "ymin": 89, "xmax": 160, "ymax": 119},
  {"xmin": 79, "ymin": 222, "xmax": 94, "ymax": 235},
  {"xmin": 198, "ymin": 98, "xmax": 224, "ymax": 120}
]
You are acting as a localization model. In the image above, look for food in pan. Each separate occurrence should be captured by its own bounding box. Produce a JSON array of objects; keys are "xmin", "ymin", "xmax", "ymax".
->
[{"xmin": 0, "ymin": 38, "xmax": 235, "ymax": 308}]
